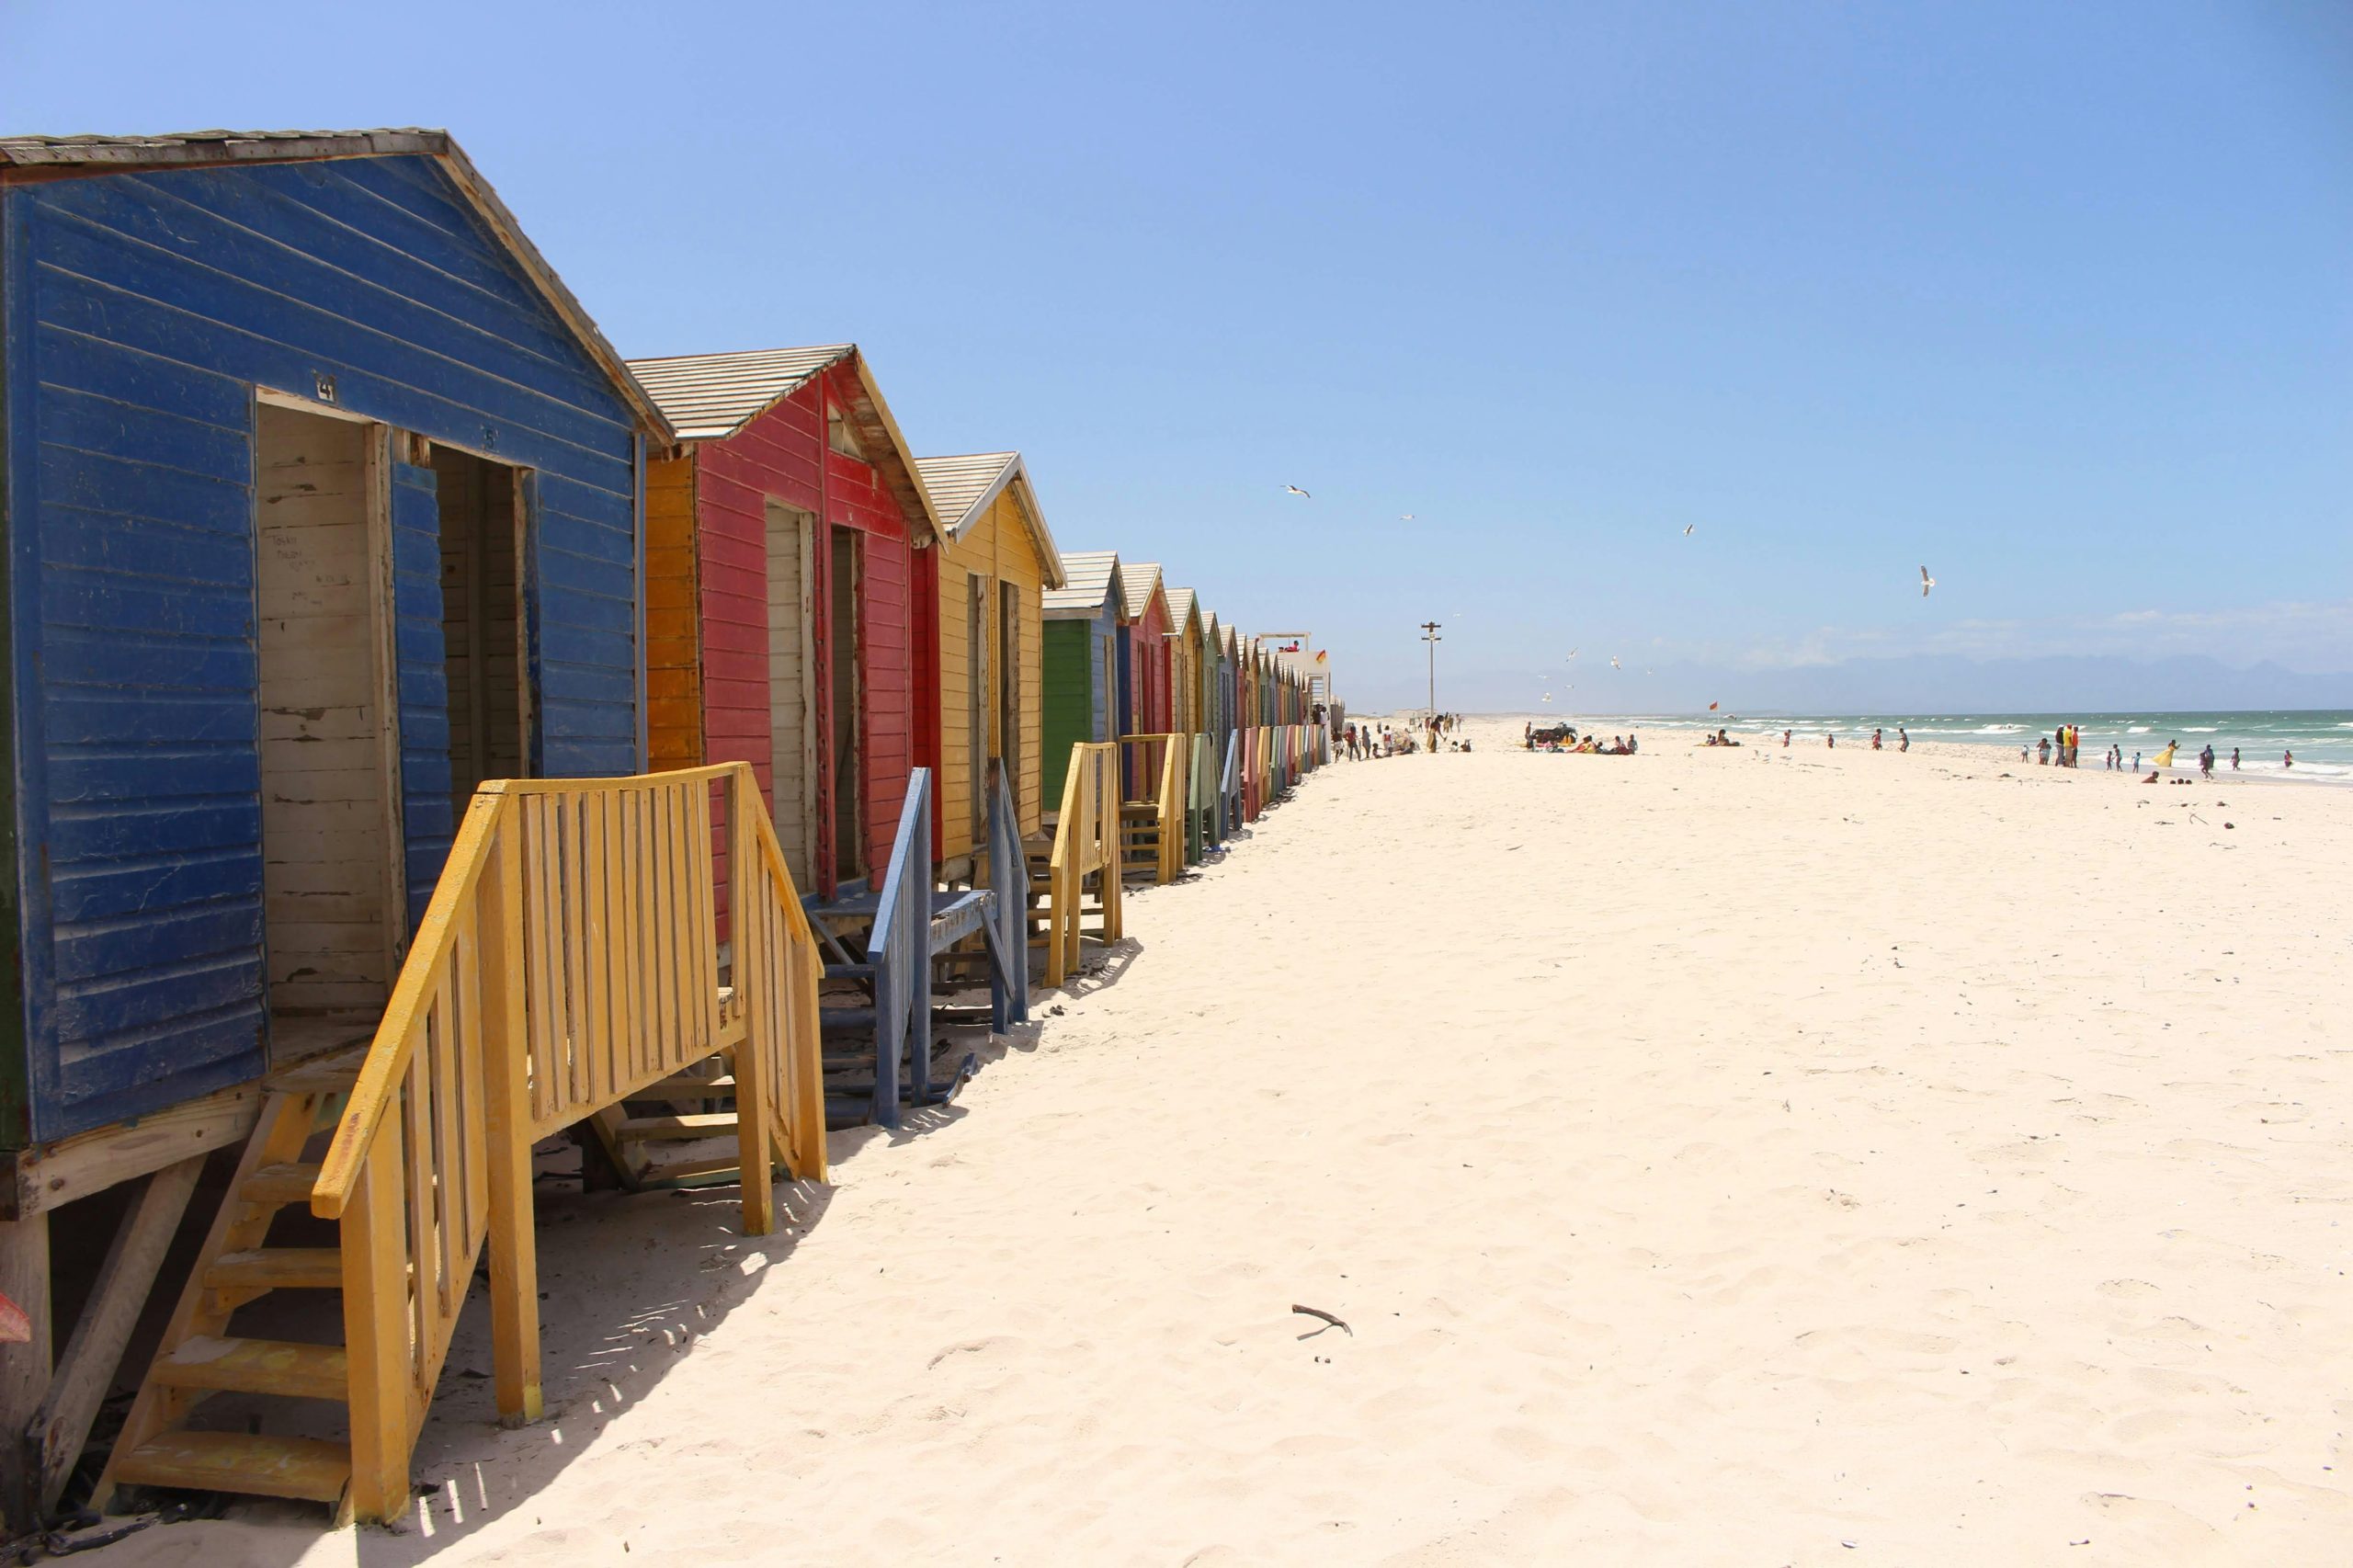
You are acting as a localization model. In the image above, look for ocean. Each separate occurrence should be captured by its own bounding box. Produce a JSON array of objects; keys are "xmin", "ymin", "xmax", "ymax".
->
[{"xmin": 1529, "ymin": 710, "xmax": 2353, "ymax": 781}]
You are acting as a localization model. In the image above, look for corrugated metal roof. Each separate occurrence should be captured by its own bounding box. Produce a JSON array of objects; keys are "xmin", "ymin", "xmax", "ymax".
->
[
  {"xmin": 1117, "ymin": 562, "xmax": 1165, "ymax": 623},
  {"xmin": 625, "ymin": 346, "xmax": 853, "ymax": 441},
  {"xmin": 912, "ymin": 452, "xmax": 1015, "ymax": 528},
  {"xmin": 911, "ymin": 451, "xmax": 1067, "ymax": 589},
  {"xmin": 0, "ymin": 128, "xmax": 675, "ymax": 442},
  {"xmin": 1044, "ymin": 550, "xmax": 1119, "ymax": 618},
  {"xmin": 1165, "ymin": 588, "xmax": 1198, "ymax": 632}
]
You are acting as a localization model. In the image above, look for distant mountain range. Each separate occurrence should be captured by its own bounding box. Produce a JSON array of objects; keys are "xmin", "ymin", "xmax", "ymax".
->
[{"xmin": 1408, "ymin": 653, "xmax": 2352, "ymax": 716}]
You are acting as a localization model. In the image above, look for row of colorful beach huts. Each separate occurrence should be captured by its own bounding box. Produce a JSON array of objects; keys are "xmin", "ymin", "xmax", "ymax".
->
[{"xmin": 0, "ymin": 129, "xmax": 1338, "ymax": 1531}]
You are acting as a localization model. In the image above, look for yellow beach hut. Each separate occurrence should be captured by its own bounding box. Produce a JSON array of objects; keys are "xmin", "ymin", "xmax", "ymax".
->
[
  {"xmin": 1165, "ymin": 587, "xmax": 1203, "ymax": 733},
  {"xmin": 916, "ymin": 451, "xmax": 1065, "ymax": 872}
]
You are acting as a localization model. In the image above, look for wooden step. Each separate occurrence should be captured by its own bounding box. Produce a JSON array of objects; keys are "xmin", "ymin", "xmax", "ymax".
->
[
  {"xmin": 643, "ymin": 1074, "xmax": 735, "ymax": 1097},
  {"xmin": 152, "ymin": 1336, "xmax": 348, "ymax": 1403},
  {"xmin": 238, "ymin": 1163, "xmax": 324, "ymax": 1208},
  {"xmin": 634, "ymin": 1141, "xmax": 747, "ymax": 1183},
  {"xmin": 110, "ymin": 1430, "xmax": 351, "ymax": 1505},
  {"xmin": 205, "ymin": 1248, "xmax": 341, "ymax": 1292},
  {"xmin": 262, "ymin": 1044, "xmax": 371, "ymax": 1096},
  {"xmin": 613, "ymin": 1112, "xmax": 739, "ymax": 1142}
]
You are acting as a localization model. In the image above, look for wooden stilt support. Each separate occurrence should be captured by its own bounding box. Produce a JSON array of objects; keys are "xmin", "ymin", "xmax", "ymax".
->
[
  {"xmin": 28, "ymin": 1155, "xmax": 202, "ymax": 1516},
  {"xmin": 0, "ymin": 1213, "xmax": 50, "ymax": 1534}
]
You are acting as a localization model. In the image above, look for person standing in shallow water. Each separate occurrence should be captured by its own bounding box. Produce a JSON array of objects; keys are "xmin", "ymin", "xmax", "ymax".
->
[{"xmin": 2232, "ymin": 747, "xmax": 2240, "ymax": 771}]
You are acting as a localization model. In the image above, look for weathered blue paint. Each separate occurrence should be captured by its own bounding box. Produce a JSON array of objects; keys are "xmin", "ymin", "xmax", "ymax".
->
[
  {"xmin": 0, "ymin": 151, "xmax": 654, "ymax": 1142},
  {"xmin": 390, "ymin": 460, "xmax": 450, "ymax": 934}
]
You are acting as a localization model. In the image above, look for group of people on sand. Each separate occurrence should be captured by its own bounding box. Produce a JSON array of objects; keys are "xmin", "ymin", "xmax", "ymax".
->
[
  {"xmin": 1524, "ymin": 722, "xmax": 1632, "ymax": 755},
  {"xmin": 1344, "ymin": 719, "xmax": 1472, "ymax": 758},
  {"xmin": 1775, "ymin": 726, "xmax": 1909, "ymax": 751},
  {"xmin": 2024, "ymin": 731, "xmax": 2298, "ymax": 780}
]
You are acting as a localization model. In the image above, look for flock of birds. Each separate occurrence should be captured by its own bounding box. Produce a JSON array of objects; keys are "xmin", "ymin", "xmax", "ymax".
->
[{"xmin": 1279, "ymin": 486, "xmax": 1939, "ymax": 706}]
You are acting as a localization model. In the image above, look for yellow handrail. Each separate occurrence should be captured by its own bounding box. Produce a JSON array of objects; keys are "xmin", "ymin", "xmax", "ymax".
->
[
  {"xmin": 310, "ymin": 761, "xmax": 826, "ymax": 1521},
  {"xmin": 1155, "ymin": 734, "xmax": 1184, "ymax": 882},
  {"xmin": 1044, "ymin": 741, "xmax": 1122, "ymax": 986}
]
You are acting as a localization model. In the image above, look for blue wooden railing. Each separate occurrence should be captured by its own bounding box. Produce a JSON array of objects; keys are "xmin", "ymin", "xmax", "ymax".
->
[
  {"xmin": 866, "ymin": 768, "xmax": 934, "ymax": 1126},
  {"xmin": 983, "ymin": 760, "xmax": 1029, "ymax": 1035}
]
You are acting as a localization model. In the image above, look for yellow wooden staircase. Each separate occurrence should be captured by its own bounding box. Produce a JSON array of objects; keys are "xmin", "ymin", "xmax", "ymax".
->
[
  {"xmin": 95, "ymin": 764, "xmax": 828, "ymax": 1524},
  {"xmin": 1116, "ymin": 734, "xmax": 1186, "ymax": 886},
  {"xmin": 1038, "ymin": 742, "xmax": 1125, "ymax": 986}
]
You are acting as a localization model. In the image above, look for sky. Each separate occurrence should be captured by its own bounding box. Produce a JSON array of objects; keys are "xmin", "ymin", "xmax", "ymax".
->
[{"xmin": 5, "ymin": 0, "xmax": 2347, "ymax": 711}]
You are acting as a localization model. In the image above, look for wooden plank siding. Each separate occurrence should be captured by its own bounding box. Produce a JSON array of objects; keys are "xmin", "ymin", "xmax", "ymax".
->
[
  {"xmin": 1, "ymin": 153, "xmax": 654, "ymax": 1143},
  {"xmin": 643, "ymin": 455, "xmax": 701, "ymax": 771},
  {"xmin": 936, "ymin": 486, "xmax": 1047, "ymax": 858},
  {"xmin": 1040, "ymin": 618, "xmax": 1095, "ymax": 806},
  {"xmin": 644, "ymin": 363, "xmax": 932, "ymax": 903},
  {"xmin": 1127, "ymin": 598, "xmax": 1172, "ymax": 737}
]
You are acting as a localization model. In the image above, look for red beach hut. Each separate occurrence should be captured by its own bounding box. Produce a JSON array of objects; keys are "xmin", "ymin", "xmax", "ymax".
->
[{"xmin": 627, "ymin": 346, "xmax": 944, "ymax": 898}]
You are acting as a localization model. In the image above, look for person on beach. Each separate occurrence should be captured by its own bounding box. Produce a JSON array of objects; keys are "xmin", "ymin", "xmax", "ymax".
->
[
  {"xmin": 1783, "ymin": 729, "xmax": 1791, "ymax": 747},
  {"xmin": 2155, "ymin": 741, "xmax": 2177, "ymax": 770},
  {"xmin": 1870, "ymin": 728, "xmax": 1882, "ymax": 750},
  {"xmin": 2131, "ymin": 750, "xmax": 2140, "ymax": 772},
  {"xmin": 1899, "ymin": 726, "xmax": 1909, "ymax": 752},
  {"xmin": 2200, "ymin": 744, "xmax": 2215, "ymax": 778},
  {"xmin": 2232, "ymin": 746, "xmax": 2240, "ymax": 770},
  {"xmin": 2038, "ymin": 735, "xmax": 2051, "ymax": 765},
  {"xmin": 2284, "ymin": 749, "xmax": 2294, "ymax": 769}
]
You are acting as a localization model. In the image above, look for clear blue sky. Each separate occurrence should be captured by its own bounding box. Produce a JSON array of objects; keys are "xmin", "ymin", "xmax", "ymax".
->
[{"xmin": 7, "ymin": 0, "xmax": 2347, "ymax": 710}]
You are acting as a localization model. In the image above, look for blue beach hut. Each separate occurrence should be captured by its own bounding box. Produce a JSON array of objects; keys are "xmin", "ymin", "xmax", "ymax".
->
[{"xmin": 0, "ymin": 128, "xmax": 671, "ymax": 1156}]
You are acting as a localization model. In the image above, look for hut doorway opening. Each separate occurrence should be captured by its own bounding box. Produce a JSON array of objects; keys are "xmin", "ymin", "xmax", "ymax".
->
[
  {"xmin": 426, "ymin": 443, "xmax": 528, "ymax": 811},
  {"xmin": 254, "ymin": 402, "xmax": 396, "ymax": 1065},
  {"xmin": 764, "ymin": 500, "xmax": 819, "ymax": 889},
  {"xmin": 997, "ymin": 581, "xmax": 1021, "ymax": 803},
  {"xmin": 829, "ymin": 526, "xmax": 866, "ymax": 882}
]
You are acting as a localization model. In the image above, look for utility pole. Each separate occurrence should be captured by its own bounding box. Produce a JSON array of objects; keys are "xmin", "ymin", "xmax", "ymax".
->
[{"xmin": 1420, "ymin": 620, "xmax": 1441, "ymax": 725}]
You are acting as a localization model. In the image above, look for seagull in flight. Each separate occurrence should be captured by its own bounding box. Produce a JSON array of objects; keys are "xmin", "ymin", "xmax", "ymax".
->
[
  {"xmin": 1920, "ymin": 565, "xmax": 1937, "ymax": 597},
  {"xmin": 1399, "ymin": 513, "xmax": 1415, "ymax": 520},
  {"xmin": 1567, "ymin": 647, "xmax": 1578, "ymax": 659},
  {"xmin": 1609, "ymin": 655, "xmax": 1622, "ymax": 670},
  {"xmin": 1285, "ymin": 484, "xmax": 1312, "ymax": 498},
  {"xmin": 1682, "ymin": 524, "xmax": 1696, "ymax": 537}
]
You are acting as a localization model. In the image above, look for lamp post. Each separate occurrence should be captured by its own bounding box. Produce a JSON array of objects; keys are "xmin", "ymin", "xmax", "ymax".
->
[{"xmin": 1420, "ymin": 620, "xmax": 1441, "ymax": 737}]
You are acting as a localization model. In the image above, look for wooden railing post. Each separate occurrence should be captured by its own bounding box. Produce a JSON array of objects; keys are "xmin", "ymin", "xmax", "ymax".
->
[
  {"xmin": 477, "ymin": 798, "xmax": 542, "ymax": 1426},
  {"xmin": 341, "ymin": 1138, "xmax": 414, "ymax": 1523},
  {"xmin": 730, "ymin": 767, "xmax": 776, "ymax": 1237}
]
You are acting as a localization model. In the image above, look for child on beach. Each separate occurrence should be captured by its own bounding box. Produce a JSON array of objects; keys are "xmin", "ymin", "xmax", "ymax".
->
[
  {"xmin": 1898, "ymin": 726, "xmax": 1909, "ymax": 752},
  {"xmin": 2232, "ymin": 747, "xmax": 2240, "ymax": 770}
]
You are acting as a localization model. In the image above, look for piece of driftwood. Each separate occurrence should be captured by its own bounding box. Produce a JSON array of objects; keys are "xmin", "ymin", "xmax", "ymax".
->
[{"xmin": 1291, "ymin": 1303, "xmax": 1352, "ymax": 1337}]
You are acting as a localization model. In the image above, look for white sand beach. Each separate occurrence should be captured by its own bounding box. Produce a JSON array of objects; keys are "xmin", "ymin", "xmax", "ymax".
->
[{"xmin": 88, "ymin": 718, "xmax": 2353, "ymax": 1565}]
